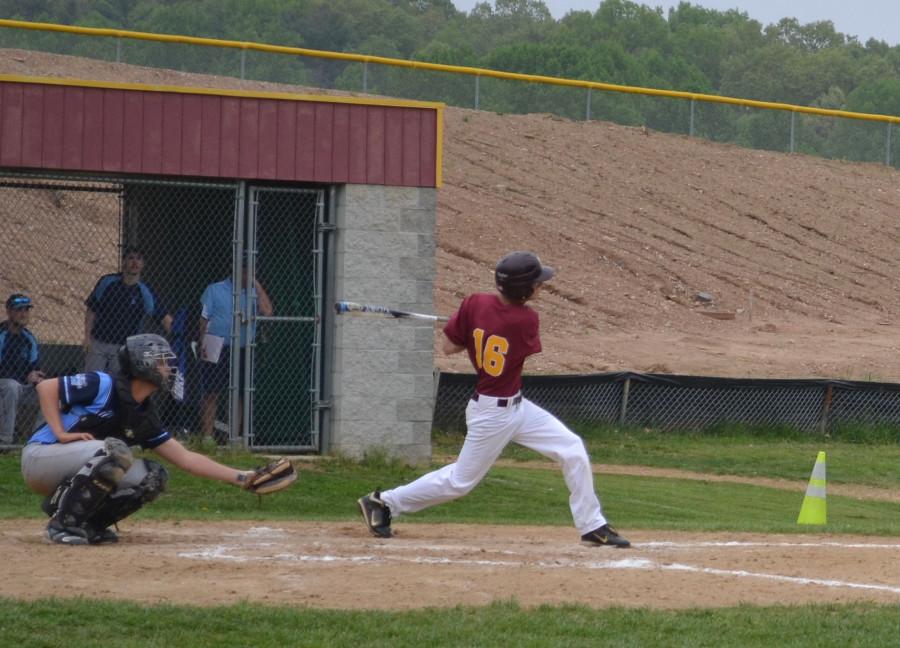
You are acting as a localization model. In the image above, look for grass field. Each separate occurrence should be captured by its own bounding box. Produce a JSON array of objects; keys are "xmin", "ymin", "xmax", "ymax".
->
[{"xmin": 2, "ymin": 427, "xmax": 899, "ymax": 647}]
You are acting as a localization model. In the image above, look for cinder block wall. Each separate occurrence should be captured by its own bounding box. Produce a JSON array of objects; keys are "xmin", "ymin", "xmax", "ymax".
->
[{"xmin": 329, "ymin": 184, "xmax": 437, "ymax": 463}]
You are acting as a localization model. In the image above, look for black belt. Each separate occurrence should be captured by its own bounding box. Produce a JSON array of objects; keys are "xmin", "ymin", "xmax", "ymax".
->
[{"xmin": 473, "ymin": 393, "xmax": 522, "ymax": 407}]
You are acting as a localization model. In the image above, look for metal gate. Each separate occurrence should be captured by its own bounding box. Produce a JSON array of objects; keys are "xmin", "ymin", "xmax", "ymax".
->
[
  {"xmin": 241, "ymin": 185, "xmax": 326, "ymax": 451},
  {"xmin": 0, "ymin": 171, "xmax": 326, "ymax": 452}
]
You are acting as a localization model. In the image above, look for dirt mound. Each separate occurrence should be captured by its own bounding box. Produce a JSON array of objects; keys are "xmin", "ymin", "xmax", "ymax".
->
[{"xmin": 4, "ymin": 48, "xmax": 900, "ymax": 380}]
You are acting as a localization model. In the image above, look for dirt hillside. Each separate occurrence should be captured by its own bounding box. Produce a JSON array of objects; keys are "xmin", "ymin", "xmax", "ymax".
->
[{"xmin": 4, "ymin": 49, "xmax": 900, "ymax": 381}]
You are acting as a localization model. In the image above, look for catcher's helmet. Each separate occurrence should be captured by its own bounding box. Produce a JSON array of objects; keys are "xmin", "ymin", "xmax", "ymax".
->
[
  {"xmin": 118, "ymin": 334, "xmax": 178, "ymax": 392},
  {"xmin": 494, "ymin": 251, "xmax": 555, "ymax": 301}
]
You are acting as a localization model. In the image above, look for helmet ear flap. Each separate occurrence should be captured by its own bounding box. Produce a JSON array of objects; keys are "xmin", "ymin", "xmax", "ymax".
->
[{"xmin": 117, "ymin": 345, "xmax": 132, "ymax": 377}]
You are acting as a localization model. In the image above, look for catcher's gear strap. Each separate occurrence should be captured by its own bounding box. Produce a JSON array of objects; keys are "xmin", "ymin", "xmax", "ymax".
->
[
  {"xmin": 87, "ymin": 459, "xmax": 169, "ymax": 531},
  {"xmin": 49, "ymin": 438, "xmax": 134, "ymax": 529},
  {"xmin": 242, "ymin": 457, "xmax": 297, "ymax": 494},
  {"xmin": 70, "ymin": 376, "xmax": 165, "ymax": 447}
]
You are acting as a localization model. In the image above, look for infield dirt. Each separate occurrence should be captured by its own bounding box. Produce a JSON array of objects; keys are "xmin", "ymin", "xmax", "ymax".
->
[
  {"xmin": 3, "ymin": 519, "xmax": 900, "ymax": 609},
  {"xmin": 3, "ymin": 48, "xmax": 900, "ymax": 381}
]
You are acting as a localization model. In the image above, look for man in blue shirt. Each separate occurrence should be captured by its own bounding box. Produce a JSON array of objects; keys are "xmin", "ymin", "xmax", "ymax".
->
[
  {"xmin": 84, "ymin": 246, "xmax": 173, "ymax": 375},
  {"xmin": 198, "ymin": 257, "xmax": 272, "ymax": 442},
  {"xmin": 0, "ymin": 293, "xmax": 44, "ymax": 446}
]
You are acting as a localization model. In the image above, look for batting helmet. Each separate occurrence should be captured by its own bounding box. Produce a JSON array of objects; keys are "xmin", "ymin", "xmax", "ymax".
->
[
  {"xmin": 118, "ymin": 334, "xmax": 178, "ymax": 392},
  {"xmin": 495, "ymin": 251, "xmax": 555, "ymax": 301}
]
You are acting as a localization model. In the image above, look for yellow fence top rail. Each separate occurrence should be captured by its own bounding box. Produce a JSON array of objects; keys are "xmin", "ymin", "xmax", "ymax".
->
[{"xmin": 2, "ymin": 18, "xmax": 899, "ymax": 125}]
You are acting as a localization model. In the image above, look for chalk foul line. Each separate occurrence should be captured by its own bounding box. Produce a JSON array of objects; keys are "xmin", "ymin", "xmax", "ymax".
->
[{"xmin": 177, "ymin": 535, "xmax": 900, "ymax": 596}]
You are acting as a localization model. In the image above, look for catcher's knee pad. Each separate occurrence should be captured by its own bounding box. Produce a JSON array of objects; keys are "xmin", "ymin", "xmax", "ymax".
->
[
  {"xmin": 97, "ymin": 438, "xmax": 134, "ymax": 481},
  {"xmin": 47, "ymin": 440, "xmax": 134, "ymax": 528},
  {"xmin": 86, "ymin": 459, "xmax": 169, "ymax": 530}
]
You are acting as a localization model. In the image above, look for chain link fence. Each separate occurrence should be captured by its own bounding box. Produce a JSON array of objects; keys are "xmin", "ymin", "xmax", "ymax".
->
[
  {"xmin": 433, "ymin": 371, "xmax": 900, "ymax": 434},
  {"xmin": 0, "ymin": 172, "xmax": 325, "ymax": 452},
  {"xmin": 2, "ymin": 22, "xmax": 898, "ymax": 168}
]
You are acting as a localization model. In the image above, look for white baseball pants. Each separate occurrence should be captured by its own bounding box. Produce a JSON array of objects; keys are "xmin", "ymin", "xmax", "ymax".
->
[{"xmin": 382, "ymin": 395, "xmax": 608, "ymax": 535}]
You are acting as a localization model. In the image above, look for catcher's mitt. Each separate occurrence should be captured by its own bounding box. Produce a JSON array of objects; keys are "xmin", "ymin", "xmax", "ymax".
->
[{"xmin": 242, "ymin": 457, "xmax": 297, "ymax": 494}]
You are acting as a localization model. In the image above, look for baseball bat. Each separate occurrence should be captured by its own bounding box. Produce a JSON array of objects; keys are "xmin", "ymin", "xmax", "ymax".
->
[{"xmin": 334, "ymin": 300, "xmax": 449, "ymax": 322}]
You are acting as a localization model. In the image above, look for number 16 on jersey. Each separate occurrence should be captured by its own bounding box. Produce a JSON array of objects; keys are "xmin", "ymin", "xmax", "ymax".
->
[{"xmin": 473, "ymin": 328, "xmax": 508, "ymax": 377}]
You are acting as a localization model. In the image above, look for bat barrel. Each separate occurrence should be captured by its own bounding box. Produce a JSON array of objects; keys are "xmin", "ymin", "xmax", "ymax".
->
[{"xmin": 334, "ymin": 300, "xmax": 448, "ymax": 322}]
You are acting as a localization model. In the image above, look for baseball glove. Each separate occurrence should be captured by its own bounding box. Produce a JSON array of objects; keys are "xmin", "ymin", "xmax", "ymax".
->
[{"xmin": 242, "ymin": 457, "xmax": 297, "ymax": 495}]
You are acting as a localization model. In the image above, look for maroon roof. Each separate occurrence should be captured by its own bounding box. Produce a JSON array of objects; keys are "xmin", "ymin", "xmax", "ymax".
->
[{"xmin": 0, "ymin": 77, "xmax": 441, "ymax": 187}]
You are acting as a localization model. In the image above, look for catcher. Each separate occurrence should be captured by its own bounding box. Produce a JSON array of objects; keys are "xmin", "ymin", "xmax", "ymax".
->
[{"xmin": 20, "ymin": 333, "xmax": 296, "ymax": 545}]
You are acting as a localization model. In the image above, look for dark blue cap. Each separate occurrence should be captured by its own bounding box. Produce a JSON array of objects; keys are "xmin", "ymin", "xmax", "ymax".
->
[{"xmin": 5, "ymin": 293, "xmax": 33, "ymax": 310}]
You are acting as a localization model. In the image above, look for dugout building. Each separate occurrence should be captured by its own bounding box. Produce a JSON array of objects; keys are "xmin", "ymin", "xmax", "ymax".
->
[{"xmin": 0, "ymin": 74, "xmax": 443, "ymax": 461}]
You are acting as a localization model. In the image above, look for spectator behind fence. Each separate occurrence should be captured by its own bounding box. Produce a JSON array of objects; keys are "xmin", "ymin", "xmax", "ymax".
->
[
  {"xmin": 0, "ymin": 294, "xmax": 44, "ymax": 446},
  {"xmin": 84, "ymin": 246, "xmax": 173, "ymax": 375},
  {"xmin": 198, "ymin": 255, "xmax": 272, "ymax": 443}
]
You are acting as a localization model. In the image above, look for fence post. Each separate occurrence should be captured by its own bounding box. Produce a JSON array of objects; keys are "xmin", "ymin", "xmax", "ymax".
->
[
  {"xmin": 689, "ymin": 98, "xmax": 695, "ymax": 136},
  {"xmin": 474, "ymin": 75, "xmax": 480, "ymax": 110},
  {"xmin": 432, "ymin": 368, "xmax": 441, "ymax": 405},
  {"xmin": 818, "ymin": 384, "xmax": 833, "ymax": 435},
  {"xmin": 886, "ymin": 122, "xmax": 893, "ymax": 166},
  {"xmin": 363, "ymin": 61, "xmax": 368, "ymax": 93},
  {"xmin": 116, "ymin": 37, "xmax": 122, "ymax": 63},
  {"xmin": 618, "ymin": 377, "xmax": 631, "ymax": 426},
  {"xmin": 585, "ymin": 87, "xmax": 592, "ymax": 121},
  {"xmin": 240, "ymin": 49, "xmax": 246, "ymax": 80},
  {"xmin": 790, "ymin": 111, "xmax": 796, "ymax": 153}
]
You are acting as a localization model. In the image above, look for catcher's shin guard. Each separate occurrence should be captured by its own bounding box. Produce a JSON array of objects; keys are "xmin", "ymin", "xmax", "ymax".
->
[
  {"xmin": 47, "ymin": 438, "xmax": 134, "ymax": 530},
  {"xmin": 86, "ymin": 459, "xmax": 169, "ymax": 531}
]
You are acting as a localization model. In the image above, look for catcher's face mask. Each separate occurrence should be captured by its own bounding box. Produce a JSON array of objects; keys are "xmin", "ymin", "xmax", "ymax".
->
[{"xmin": 154, "ymin": 352, "xmax": 179, "ymax": 392}]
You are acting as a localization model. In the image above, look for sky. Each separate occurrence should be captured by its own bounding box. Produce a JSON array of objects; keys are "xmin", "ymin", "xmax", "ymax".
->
[{"xmin": 450, "ymin": 1, "xmax": 900, "ymax": 47}]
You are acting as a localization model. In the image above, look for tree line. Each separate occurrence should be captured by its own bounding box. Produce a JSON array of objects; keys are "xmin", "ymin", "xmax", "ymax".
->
[{"xmin": 3, "ymin": 0, "xmax": 900, "ymax": 163}]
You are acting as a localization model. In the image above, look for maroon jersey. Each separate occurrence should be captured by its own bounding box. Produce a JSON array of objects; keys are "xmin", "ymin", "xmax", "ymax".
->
[{"xmin": 443, "ymin": 292, "xmax": 541, "ymax": 397}]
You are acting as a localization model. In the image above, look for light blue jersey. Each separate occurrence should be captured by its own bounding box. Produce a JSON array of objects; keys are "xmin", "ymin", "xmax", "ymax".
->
[{"xmin": 200, "ymin": 279, "xmax": 259, "ymax": 347}]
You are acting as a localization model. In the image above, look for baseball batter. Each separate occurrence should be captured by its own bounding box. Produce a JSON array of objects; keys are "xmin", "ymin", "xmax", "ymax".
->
[{"xmin": 359, "ymin": 251, "xmax": 630, "ymax": 547}]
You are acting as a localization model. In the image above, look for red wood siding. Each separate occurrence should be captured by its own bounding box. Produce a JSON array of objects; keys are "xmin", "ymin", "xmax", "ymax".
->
[{"xmin": 0, "ymin": 80, "xmax": 440, "ymax": 187}]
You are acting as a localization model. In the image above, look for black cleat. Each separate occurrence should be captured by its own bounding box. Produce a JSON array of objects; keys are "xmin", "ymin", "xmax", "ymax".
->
[
  {"xmin": 90, "ymin": 527, "xmax": 119, "ymax": 544},
  {"xmin": 46, "ymin": 520, "xmax": 118, "ymax": 545},
  {"xmin": 46, "ymin": 519, "xmax": 90, "ymax": 546},
  {"xmin": 358, "ymin": 490, "xmax": 393, "ymax": 538},
  {"xmin": 581, "ymin": 524, "xmax": 631, "ymax": 548}
]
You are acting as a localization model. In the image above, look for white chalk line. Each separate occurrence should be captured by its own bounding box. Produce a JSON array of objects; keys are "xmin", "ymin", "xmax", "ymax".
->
[
  {"xmin": 176, "ymin": 529, "xmax": 900, "ymax": 596},
  {"xmin": 232, "ymin": 529, "xmax": 900, "ymax": 552},
  {"xmin": 639, "ymin": 540, "xmax": 900, "ymax": 549},
  {"xmin": 657, "ymin": 562, "xmax": 900, "ymax": 595}
]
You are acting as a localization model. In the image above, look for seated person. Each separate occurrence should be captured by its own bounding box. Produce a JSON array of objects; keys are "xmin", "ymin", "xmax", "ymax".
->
[{"xmin": 0, "ymin": 293, "xmax": 44, "ymax": 446}]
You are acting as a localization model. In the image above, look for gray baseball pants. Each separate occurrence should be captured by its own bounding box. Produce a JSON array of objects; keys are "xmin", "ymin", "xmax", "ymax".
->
[{"xmin": 0, "ymin": 379, "xmax": 36, "ymax": 445}]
